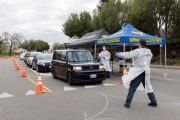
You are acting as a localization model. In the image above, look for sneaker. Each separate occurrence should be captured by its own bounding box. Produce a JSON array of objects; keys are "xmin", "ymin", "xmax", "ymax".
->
[
  {"xmin": 148, "ymin": 102, "xmax": 157, "ymax": 107},
  {"xmin": 124, "ymin": 103, "xmax": 130, "ymax": 108}
]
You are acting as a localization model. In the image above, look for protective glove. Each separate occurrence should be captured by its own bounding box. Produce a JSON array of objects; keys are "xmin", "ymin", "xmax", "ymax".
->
[
  {"xmin": 103, "ymin": 57, "xmax": 106, "ymax": 60},
  {"xmin": 115, "ymin": 52, "xmax": 121, "ymax": 57}
]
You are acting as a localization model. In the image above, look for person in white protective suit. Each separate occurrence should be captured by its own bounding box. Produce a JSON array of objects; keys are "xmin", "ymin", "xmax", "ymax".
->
[
  {"xmin": 115, "ymin": 39, "xmax": 157, "ymax": 108},
  {"xmin": 99, "ymin": 46, "xmax": 112, "ymax": 78}
]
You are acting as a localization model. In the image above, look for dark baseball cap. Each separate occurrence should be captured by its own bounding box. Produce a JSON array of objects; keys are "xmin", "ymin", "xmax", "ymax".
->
[{"xmin": 139, "ymin": 39, "xmax": 146, "ymax": 46}]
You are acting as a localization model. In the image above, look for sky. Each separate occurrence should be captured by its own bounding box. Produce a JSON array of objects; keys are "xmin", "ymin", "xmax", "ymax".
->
[{"xmin": 0, "ymin": 0, "xmax": 99, "ymax": 48}]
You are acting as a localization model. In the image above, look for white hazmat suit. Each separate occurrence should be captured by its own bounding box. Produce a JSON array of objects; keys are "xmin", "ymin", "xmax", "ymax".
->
[
  {"xmin": 120, "ymin": 48, "xmax": 153, "ymax": 93},
  {"xmin": 99, "ymin": 50, "xmax": 112, "ymax": 72}
]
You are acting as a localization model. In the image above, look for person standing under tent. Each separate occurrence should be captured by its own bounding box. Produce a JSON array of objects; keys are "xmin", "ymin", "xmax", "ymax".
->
[
  {"xmin": 99, "ymin": 46, "xmax": 112, "ymax": 78},
  {"xmin": 115, "ymin": 39, "xmax": 157, "ymax": 108}
]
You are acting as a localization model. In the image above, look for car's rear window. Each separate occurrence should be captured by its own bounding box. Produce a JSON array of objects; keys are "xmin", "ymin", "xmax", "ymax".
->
[{"xmin": 38, "ymin": 54, "xmax": 53, "ymax": 60}]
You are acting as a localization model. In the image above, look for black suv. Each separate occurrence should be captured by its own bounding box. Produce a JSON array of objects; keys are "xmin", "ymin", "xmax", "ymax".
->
[{"xmin": 51, "ymin": 50, "xmax": 105, "ymax": 85}]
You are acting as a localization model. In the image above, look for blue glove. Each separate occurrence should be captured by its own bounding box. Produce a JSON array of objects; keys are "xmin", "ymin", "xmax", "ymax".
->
[{"xmin": 115, "ymin": 52, "xmax": 121, "ymax": 57}]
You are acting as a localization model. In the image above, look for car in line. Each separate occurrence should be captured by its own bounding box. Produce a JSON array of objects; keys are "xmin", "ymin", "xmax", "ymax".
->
[
  {"xmin": 32, "ymin": 53, "xmax": 53, "ymax": 72},
  {"xmin": 27, "ymin": 52, "xmax": 41, "ymax": 67},
  {"xmin": 24, "ymin": 52, "xmax": 30, "ymax": 64},
  {"xmin": 19, "ymin": 53, "xmax": 26, "ymax": 61},
  {"xmin": 51, "ymin": 50, "xmax": 105, "ymax": 85}
]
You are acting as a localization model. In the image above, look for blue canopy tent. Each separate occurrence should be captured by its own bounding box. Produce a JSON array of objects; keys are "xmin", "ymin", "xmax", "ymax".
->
[{"xmin": 94, "ymin": 23, "xmax": 167, "ymax": 77}]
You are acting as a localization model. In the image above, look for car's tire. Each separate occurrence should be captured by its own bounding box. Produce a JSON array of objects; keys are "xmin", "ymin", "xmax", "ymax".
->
[
  {"xmin": 67, "ymin": 72, "xmax": 73, "ymax": 85},
  {"xmin": 52, "ymin": 70, "xmax": 57, "ymax": 79},
  {"xmin": 29, "ymin": 64, "xmax": 31, "ymax": 68}
]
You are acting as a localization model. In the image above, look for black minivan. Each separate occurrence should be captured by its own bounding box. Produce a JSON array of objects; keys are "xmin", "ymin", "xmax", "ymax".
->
[{"xmin": 51, "ymin": 50, "xmax": 105, "ymax": 85}]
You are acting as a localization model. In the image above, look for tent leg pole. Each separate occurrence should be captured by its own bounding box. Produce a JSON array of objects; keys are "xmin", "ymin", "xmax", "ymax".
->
[
  {"xmin": 94, "ymin": 45, "xmax": 96, "ymax": 58},
  {"xmin": 123, "ymin": 43, "xmax": 125, "ymax": 71},
  {"xmin": 110, "ymin": 46, "xmax": 113, "ymax": 74},
  {"xmin": 164, "ymin": 44, "xmax": 167, "ymax": 77}
]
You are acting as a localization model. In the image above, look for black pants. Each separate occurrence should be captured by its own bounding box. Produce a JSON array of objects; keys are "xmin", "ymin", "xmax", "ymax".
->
[
  {"xmin": 105, "ymin": 71, "xmax": 110, "ymax": 78},
  {"xmin": 126, "ymin": 71, "xmax": 157, "ymax": 105}
]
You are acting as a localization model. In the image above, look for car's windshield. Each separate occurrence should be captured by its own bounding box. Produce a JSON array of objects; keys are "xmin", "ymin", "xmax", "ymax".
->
[
  {"xmin": 30, "ymin": 53, "xmax": 38, "ymax": 57},
  {"xmin": 20, "ymin": 53, "xmax": 26, "ymax": 56},
  {"xmin": 38, "ymin": 54, "xmax": 53, "ymax": 60},
  {"xmin": 67, "ymin": 51, "xmax": 93, "ymax": 62}
]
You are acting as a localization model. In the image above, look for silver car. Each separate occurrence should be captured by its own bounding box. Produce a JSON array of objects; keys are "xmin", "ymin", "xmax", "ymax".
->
[
  {"xmin": 19, "ymin": 53, "xmax": 26, "ymax": 61},
  {"xmin": 27, "ymin": 52, "xmax": 41, "ymax": 68}
]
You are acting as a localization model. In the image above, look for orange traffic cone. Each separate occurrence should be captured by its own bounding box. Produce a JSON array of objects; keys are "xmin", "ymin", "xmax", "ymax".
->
[
  {"xmin": 120, "ymin": 67, "xmax": 127, "ymax": 84},
  {"xmin": 21, "ymin": 65, "xmax": 27, "ymax": 77},
  {"xmin": 35, "ymin": 73, "xmax": 46, "ymax": 94},
  {"xmin": 16, "ymin": 65, "xmax": 20, "ymax": 70}
]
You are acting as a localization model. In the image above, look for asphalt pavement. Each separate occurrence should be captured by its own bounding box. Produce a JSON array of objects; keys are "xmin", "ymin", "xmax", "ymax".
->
[{"xmin": 0, "ymin": 58, "xmax": 180, "ymax": 120}]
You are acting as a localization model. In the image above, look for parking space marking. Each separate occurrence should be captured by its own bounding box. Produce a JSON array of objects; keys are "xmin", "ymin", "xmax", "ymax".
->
[
  {"xmin": 64, "ymin": 86, "xmax": 77, "ymax": 91},
  {"xmin": 151, "ymin": 76, "xmax": 173, "ymax": 80},
  {"xmin": 25, "ymin": 90, "xmax": 36, "ymax": 95},
  {"xmin": 103, "ymin": 83, "xmax": 116, "ymax": 86},
  {"xmin": 102, "ymin": 93, "xmax": 180, "ymax": 107},
  {"xmin": 30, "ymin": 69, "xmax": 52, "ymax": 76},
  {"xmin": 84, "ymin": 93, "xmax": 111, "ymax": 120},
  {"xmin": 0, "ymin": 93, "xmax": 15, "ymax": 98},
  {"xmin": 84, "ymin": 85, "xmax": 98, "ymax": 89}
]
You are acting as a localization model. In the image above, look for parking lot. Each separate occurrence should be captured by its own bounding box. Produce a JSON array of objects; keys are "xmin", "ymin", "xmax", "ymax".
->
[{"xmin": 0, "ymin": 58, "xmax": 180, "ymax": 120}]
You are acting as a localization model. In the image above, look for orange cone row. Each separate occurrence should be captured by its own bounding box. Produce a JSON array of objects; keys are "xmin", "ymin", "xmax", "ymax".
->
[{"xmin": 12, "ymin": 58, "xmax": 45, "ymax": 94}]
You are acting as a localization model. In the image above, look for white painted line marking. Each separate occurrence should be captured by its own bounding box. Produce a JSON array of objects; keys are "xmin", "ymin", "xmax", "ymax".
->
[
  {"xmin": 84, "ymin": 93, "xmax": 111, "ymax": 120},
  {"xmin": 0, "ymin": 93, "xmax": 15, "ymax": 98},
  {"xmin": 102, "ymin": 93, "xmax": 180, "ymax": 107},
  {"xmin": 84, "ymin": 85, "xmax": 98, "ymax": 89},
  {"xmin": 25, "ymin": 90, "xmax": 36, "ymax": 95},
  {"xmin": 30, "ymin": 69, "xmax": 52, "ymax": 76},
  {"xmin": 64, "ymin": 86, "xmax": 77, "ymax": 91},
  {"xmin": 151, "ymin": 76, "xmax": 173, "ymax": 80},
  {"xmin": 103, "ymin": 83, "xmax": 116, "ymax": 86}
]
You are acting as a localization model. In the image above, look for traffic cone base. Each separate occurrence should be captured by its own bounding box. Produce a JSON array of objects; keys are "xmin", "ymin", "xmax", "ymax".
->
[
  {"xmin": 35, "ymin": 73, "xmax": 46, "ymax": 94},
  {"xmin": 120, "ymin": 81, "xmax": 123, "ymax": 84}
]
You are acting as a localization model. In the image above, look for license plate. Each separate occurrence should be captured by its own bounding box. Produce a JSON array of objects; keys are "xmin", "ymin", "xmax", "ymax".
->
[
  {"xmin": 90, "ymin": 74, "xmax": 96, "ymax": 78},
  {"xmin": 49, "ymin": 66, "xmax": 52, "ymax": 68}
]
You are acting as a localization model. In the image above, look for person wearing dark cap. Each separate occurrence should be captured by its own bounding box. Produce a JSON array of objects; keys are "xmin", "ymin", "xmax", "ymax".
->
[{"xmin": 115, "ymin": 39, "xmax": 157, "ymax": 108}]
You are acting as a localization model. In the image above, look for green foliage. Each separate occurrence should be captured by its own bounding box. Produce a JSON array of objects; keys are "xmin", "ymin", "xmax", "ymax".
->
[
  {"xmin": 151, "ymin": 58, "xmax": 158, "ymax": 64},
  {"xmin": 0, "ymin": 42, "xmax": 9, "ymax": 54},
  {"xmin": 62, "ymin": 11, "xmax": 93, "ymax": 38},
  {"xmin": 20, "ymin": 39, "xmax": 49, "ymax": 51},
  {"xmin": 99, "ymin": 0, "xmax": 122, "ymax": 34},
  {"xmin": 166, "ymin": 59, "xmax": 180, "ymax": 65},
  {"xmin": 52, "ymin": 42, "xmax": 59, "ymax": 50}
]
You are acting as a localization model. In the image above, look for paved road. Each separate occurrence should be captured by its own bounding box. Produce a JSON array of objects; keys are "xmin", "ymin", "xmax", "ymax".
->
[{"xmin": 0, "ymin": 59, "xmax": 180, "ymax": 120}]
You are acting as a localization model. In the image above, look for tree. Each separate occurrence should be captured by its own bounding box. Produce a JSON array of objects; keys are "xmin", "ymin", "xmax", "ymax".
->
[
  {"xmin": 52, "ymin": 42, "xmax": 59, "ymax": 50},
  {"xmin": 36, "ymin": 40, "xmax": 49, "ymax": 51},
  {"xmin": 62, "ymin": 11, "xmax": 94, "ymax": 38},
  {"xmin": 20, "ymin": 39, "xmax": 49, "ymax": 51},
  {"xmin": 91, "ymin": 0, "xmax": 124, "ymax": 34},
  {"xmin": 0, "ymin": 42, "xmax": 8, "ymax": 54},
  {"xmin": 79, "ymin": 11, "xmax": 94, "ymax": 36},
  {"xmin": 62, "ymin": 13, "xmax": 82, "ymax": 37},
  {"xmin": 1, "ymin": 31, "xmax": 24, "ymax": 56},
  {"xmin": 91, "ymin": 9, "xmax": 101, "ymax": 30}
]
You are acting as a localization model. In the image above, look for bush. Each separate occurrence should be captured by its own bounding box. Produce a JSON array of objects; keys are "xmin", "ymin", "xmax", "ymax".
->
[
  {"xmin": 151, "ymin": 58, "xmax": 157, "ymax": 64},
  {"xmin": 166, "ymin": 59, "xmax": 180, "ymax": 65}
]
